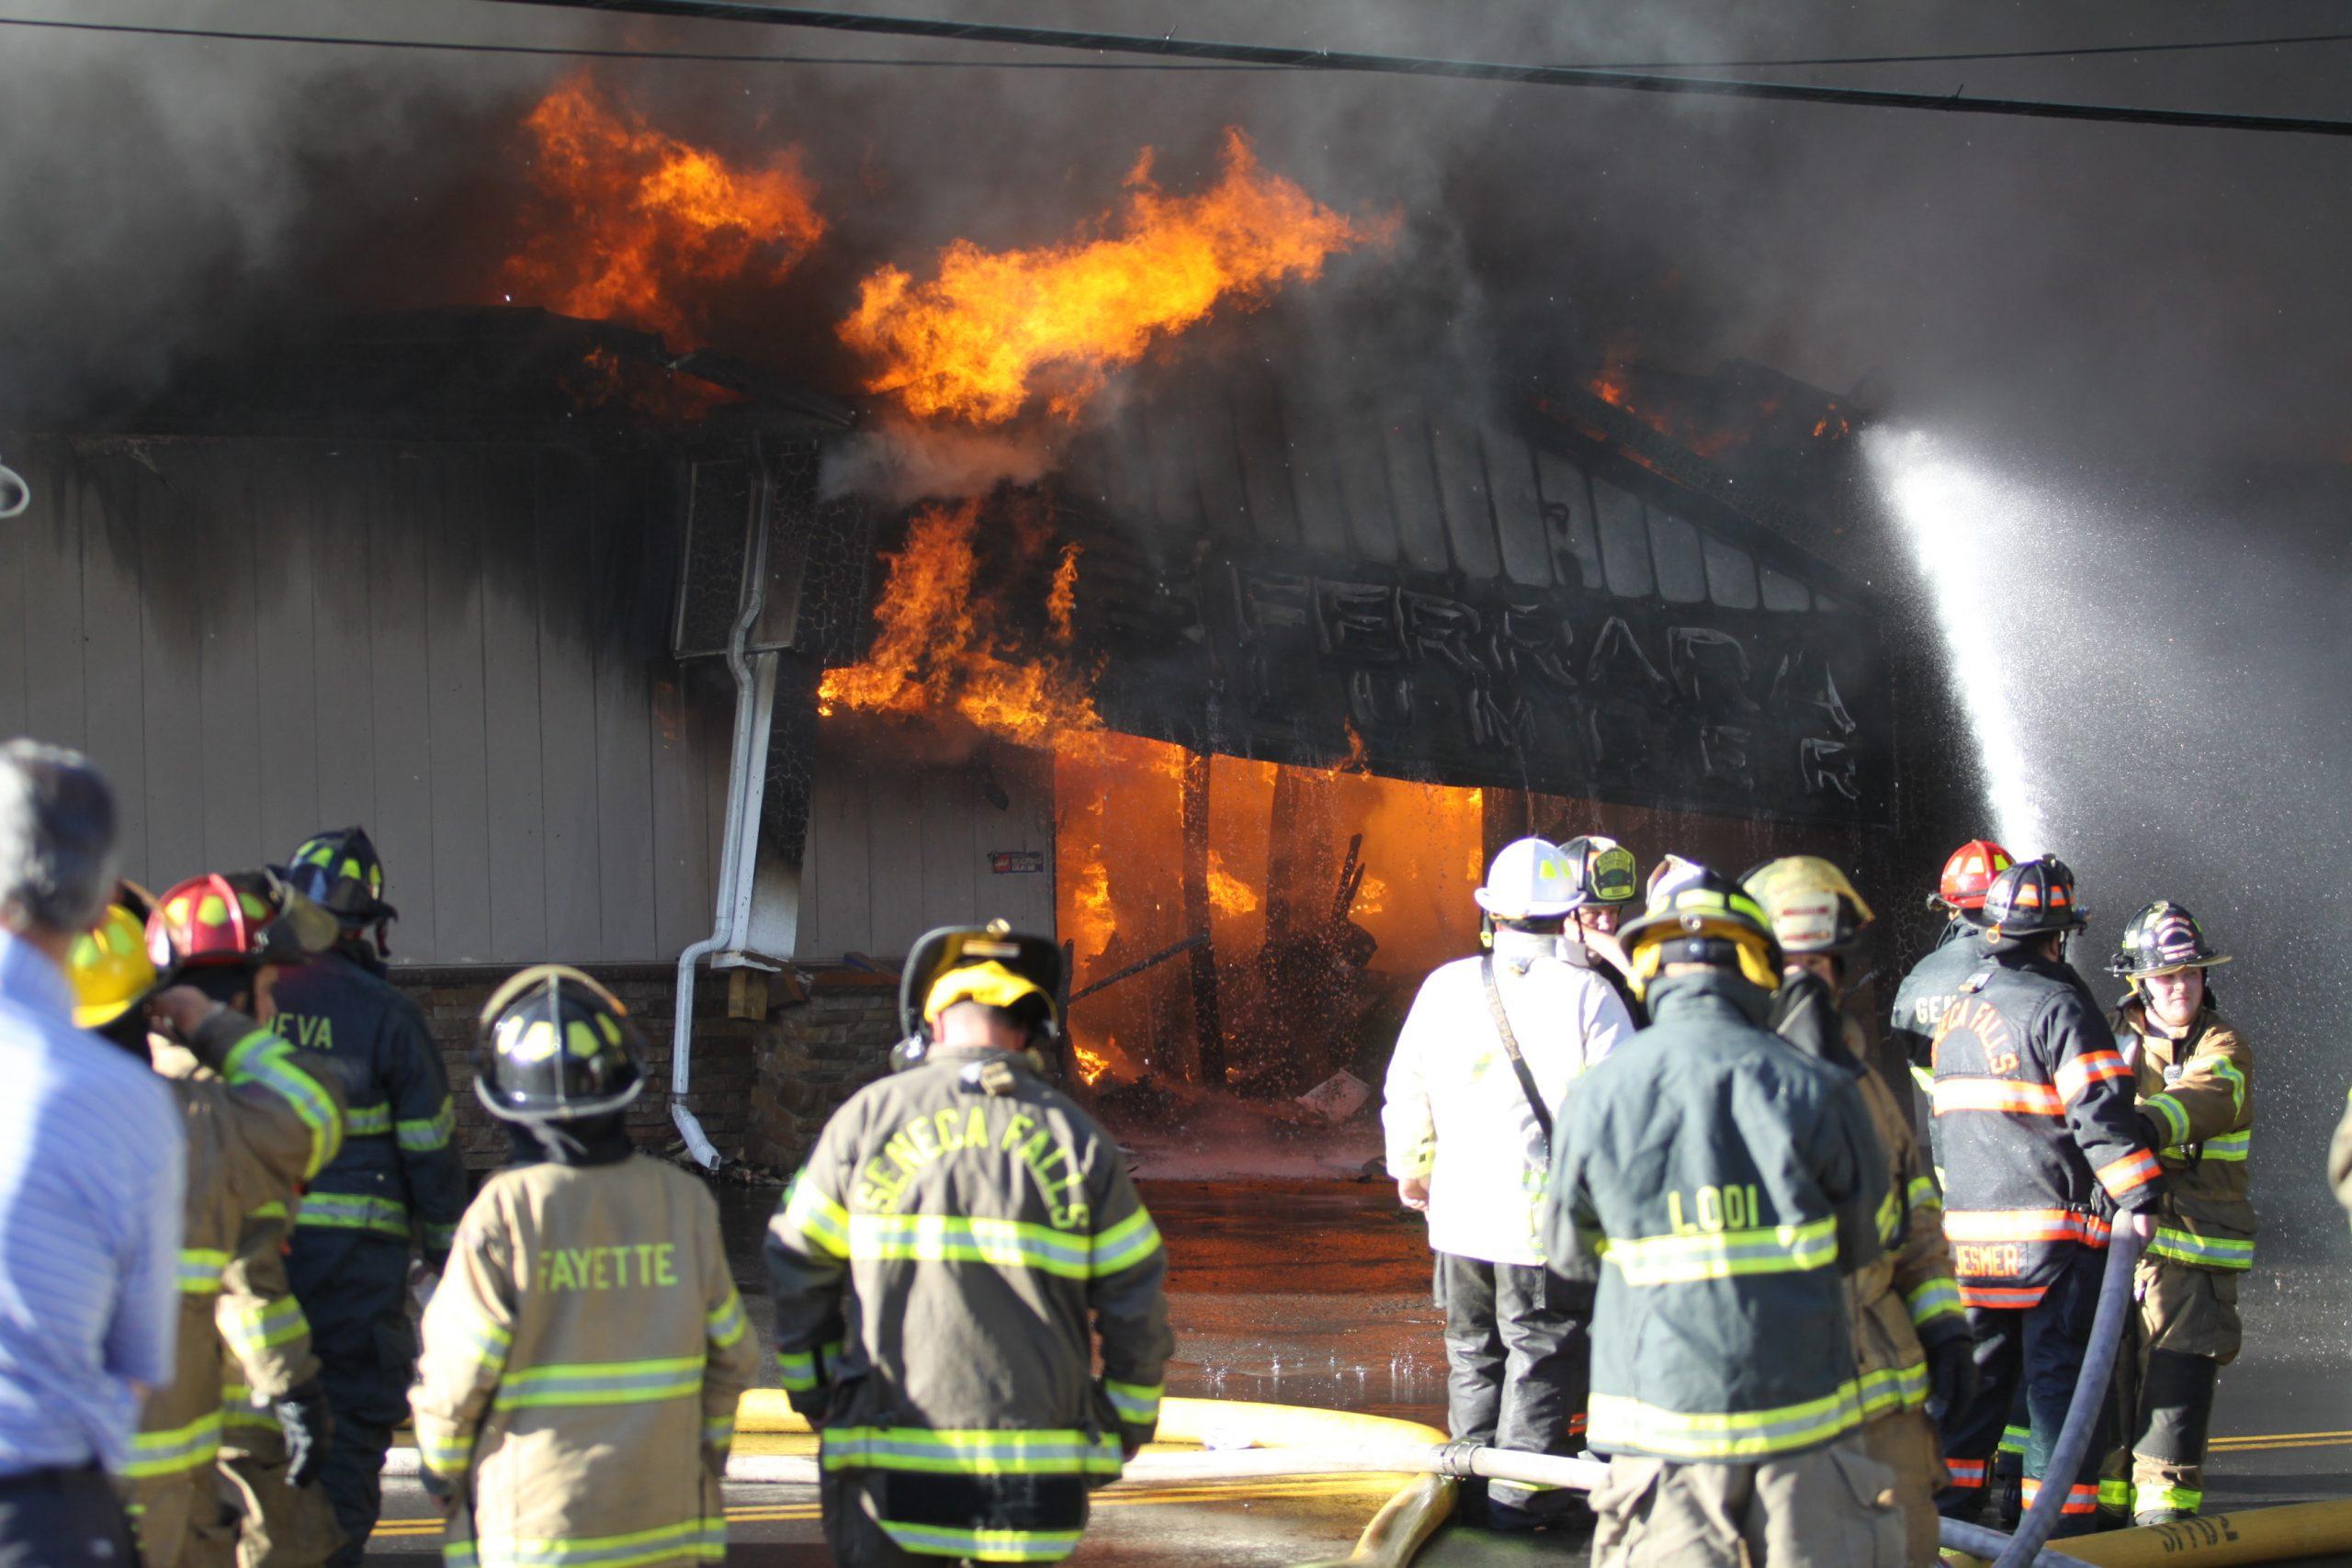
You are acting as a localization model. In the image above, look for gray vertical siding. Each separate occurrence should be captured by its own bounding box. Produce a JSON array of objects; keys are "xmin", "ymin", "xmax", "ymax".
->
[
  {"xmin": 2, "ymin": 434, "xmax": 728, "ymax": 967},
  {"xmin": 796, "ymin": 739, "xmax": 1055, "ymax": 964}
]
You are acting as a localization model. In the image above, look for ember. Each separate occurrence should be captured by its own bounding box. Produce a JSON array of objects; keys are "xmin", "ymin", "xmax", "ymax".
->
[
  {"xmin": 503, "ymin": 70, "xmax": 826, "ymax": 346},
  {"xmin": 839, "ymin": 129, "xmax": 1390, "ymax": 424}
]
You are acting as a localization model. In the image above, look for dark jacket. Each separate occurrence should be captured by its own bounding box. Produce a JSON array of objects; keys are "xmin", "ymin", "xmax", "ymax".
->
[
  {"xmin": 1891, "ymin": 919, "xmax": 1993, "ymax": 1087},
  {"xmin": 270, "ymin": 946, "xmax": 468, "ymax": 1264},
  {"xmin": 1930, "ymin": 950, "xmax": 2161, "ymax": 1309},
  {"xmin": 765, "ymin": 1045, "xmax": 1172, "ymax": 1564},
  {"xmin": 1543, "ymin": 967, "xmax": 1888, "ymax": 1462},
  {"xmin": 2114, "ymin": 998, "xmax": 2255, "ymax": 1272}
]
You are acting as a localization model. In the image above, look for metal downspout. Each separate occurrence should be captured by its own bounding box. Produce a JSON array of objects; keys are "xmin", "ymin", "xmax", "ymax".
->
[{"xmin": 672, "ymin": 456, "xmax": 776, "ymax": 1168}]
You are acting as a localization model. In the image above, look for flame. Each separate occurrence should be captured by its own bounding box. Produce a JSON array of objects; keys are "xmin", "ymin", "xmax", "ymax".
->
[
  {"xmin": 1070, "ymin": 852, "xmax": 1115, "ymax": 965},
  {"xmin": 1205, "ymin": 851, "xmax": 1260, "ymax": 917},
  {"xmin": 504, "ymin": 70, "xmax": 826, "ymax": 345},
  {"xmin": 1047, "ymin": 544, "xmax": 1080, "ymax": 646},
  {"xmin": 1072, "ymin": 1040, "xmax": 1111, "ymax": 1086},
  {"xmin": 817, "ymin": 502, "xmax": 1104, "ymax": 750},
  {"xmin": 1353, "ymin": 872, "xmax": 1389, "ymax": 916},
  {"xmin": 840, "ymin": 129, "xmax": 1390, "ymax": 423}
]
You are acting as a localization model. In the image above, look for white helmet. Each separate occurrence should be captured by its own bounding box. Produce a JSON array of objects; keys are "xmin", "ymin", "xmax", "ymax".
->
[{"xmin": 1474, "ymin": 838, "xmax": 1582, "ymax": 920}]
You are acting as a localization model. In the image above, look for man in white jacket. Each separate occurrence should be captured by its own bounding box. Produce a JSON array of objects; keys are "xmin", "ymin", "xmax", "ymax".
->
[{"xmin": 1383, "ymin": 838, "xmax": 1636, "ymax": 1530}]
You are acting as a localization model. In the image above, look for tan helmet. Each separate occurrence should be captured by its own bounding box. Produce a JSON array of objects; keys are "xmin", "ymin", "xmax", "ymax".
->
[{"xmin": 1742, "ymin": 856, "xmax": 1876, "ymax": 957}]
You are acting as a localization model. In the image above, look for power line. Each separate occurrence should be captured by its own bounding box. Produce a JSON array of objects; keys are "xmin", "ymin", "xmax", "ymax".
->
[
  {"xmin": 6, "ymin": 11, "xmax": 2346, "ymax": 81},
  {"xmin": 1612, "ymin": 31, "xmax": 2352, "ymax": 71},
  {"xmin": 0, "ymin": 14, "xmax": 1276, "ymax": 69},
  {"xmin": 476, "ymin": 0, "xmax": 2352, "ymax": 138}
]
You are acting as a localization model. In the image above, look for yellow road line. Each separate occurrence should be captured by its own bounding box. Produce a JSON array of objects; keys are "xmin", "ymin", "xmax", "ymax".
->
[{"xmin": 372, "ymin": 1475, "xmax": 1401, "ymax": 1537}]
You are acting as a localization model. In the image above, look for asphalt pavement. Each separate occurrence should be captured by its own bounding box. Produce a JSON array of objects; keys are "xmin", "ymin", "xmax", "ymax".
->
[{"xmin": 367, "ymin": 1180, "xmax": 2352, "ymax": 1565}]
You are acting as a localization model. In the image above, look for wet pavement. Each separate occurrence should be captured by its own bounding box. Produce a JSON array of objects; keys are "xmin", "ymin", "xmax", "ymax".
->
[{"xmin": 368, "ymin": 1179, "xmax": 2352, "ymax": 1565}]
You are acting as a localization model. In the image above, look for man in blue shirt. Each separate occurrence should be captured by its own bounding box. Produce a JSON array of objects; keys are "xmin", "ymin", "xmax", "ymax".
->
[{"xmin": 0, "ymin": 741, "xmax": 185, "ymax": 1566}]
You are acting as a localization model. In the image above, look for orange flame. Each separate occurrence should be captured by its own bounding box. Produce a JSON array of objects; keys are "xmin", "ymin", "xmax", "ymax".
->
[
  {"xmin": 1047, "ymin": 544, "xmax": 1081, "ymax": 646},
  {"xmin": 1205, "ymin": 851, "xmax": 1260, "ymax": 917},
  {"xmin": 817, "ymin": 502, "xmax": 1103, "ymax": 751},
  {"xmin": 504, "ymin": 70, "xmax": 826, "ymax": 346},
  {"xmin": 840, "ymin": 129, "xmax": 1390, "ymax": 423},
  {"xmin": 1070, "ymin": 852, "xmax": 1115, "ymax": 965},
  {"xmin": 1072, "ymin": 1041, "xmax": 1111, "ymax": 1086}
]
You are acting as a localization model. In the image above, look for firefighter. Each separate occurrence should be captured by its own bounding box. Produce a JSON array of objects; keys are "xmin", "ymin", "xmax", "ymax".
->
[
  {"xmin": 70, "ymin": 879, "xmax": 345, "ymax": 1568},
  {"xmin": 1746, "ymin": 857, "xmax": 1972, "ymax": 1565},
  {"xmin": 1384, "ymin": 839, "xmax": 1635, "ymax": 1529},
  {"xmin": 1890, "ymin": 840, "xmax": 2025, "ymax": 1521},
  {"xmin": 268, "ymin": 827, "xmax": 467, "ymax": 1566},
  {"xmin": 1890, "ymin": 839, "xmax": 2014, "ymax": 1100},
  {"xmin": 766, "ymin": 922, "xmax": 1172, "ymax": 1566},
  {"xmin": 1543, "ymin": 868, "xmax": 1902, "ymax": 1567},
  {"xmin": 411, "ymin": 965, "xmax": 758, "ymax": 1568},
  {"xmin": 1555, "ymin": 834, "xmax": 1645, "ymax": 1024},
  {"xmin": 2106, "ymin": 903, "xmax": 2253, "ymax": 1525},
  {"xmin": 1929, "ymin": 857, "xmax": 2162, "ymax": 1536},
  {"xmin": 218, "ymin": 1203, "xmax": 345, "ymax": 1568}
]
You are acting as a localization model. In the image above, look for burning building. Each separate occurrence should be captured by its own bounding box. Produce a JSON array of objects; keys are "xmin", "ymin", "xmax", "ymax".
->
[{"xmin": 0, "ymin": 72, "xmax": 1958, "ymax": 1176}]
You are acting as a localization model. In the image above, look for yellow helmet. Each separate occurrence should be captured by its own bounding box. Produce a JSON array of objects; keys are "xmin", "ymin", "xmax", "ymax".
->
[
  {"xmin": 1742, "ymin": 856, "xmax": 1876, "ymax": 957},
  {"xmin": 1618, "ymin": 867, "xmax": 1783, "ymax": 998},
  {"xmin": 68, "ymin": 903, "xmax": 158, "ymax": 1030}
]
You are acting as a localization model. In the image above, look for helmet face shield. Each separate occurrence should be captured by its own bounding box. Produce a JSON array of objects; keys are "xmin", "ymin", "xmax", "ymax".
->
[{"xmin": 2109, "ymin": 900, "xmax": 2231, "ymax": 984}]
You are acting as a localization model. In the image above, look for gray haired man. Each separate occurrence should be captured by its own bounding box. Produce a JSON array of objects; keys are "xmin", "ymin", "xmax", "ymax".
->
[{"xmin": 0, "ymin": 741, "xmax": 186, "ymax": 1566}]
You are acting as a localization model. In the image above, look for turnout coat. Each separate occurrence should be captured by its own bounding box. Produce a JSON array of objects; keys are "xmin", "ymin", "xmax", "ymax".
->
[
  {"xmin": 1543, "ymin": 968, "xmax": 1888, "ymax": 1463},
  {"xmin": 2113, "ymin": 998, "xmax": 2255, "ymax": 1274},
  {"xmin": 411, "ymin": 1153, "xmax": 760, "ymax": 1568},
  {"xmin": 765, "ymin": 1044, "xmax": 1173, "ymax": 1563}
]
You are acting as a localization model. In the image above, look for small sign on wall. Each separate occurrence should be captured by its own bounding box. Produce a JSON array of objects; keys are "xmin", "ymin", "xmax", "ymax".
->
[{"xmin": 989, "ymin": 851, "xmax": 1046, "ymax": 875}]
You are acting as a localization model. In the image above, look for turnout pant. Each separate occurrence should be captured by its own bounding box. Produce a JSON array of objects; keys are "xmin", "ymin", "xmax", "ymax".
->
[
  {"xmin": 286, "ymin": 1233, "xmax": 411, "ymax": 1567},
  {"xmin": 1854, "ymin": 1408, "xmax": 1946, "ymax": 1567},
  {"xmin": 1589, "ymin": 1441, "xmax": 1905, "ymax": 1567},
  {"xmin": 220, "ymin": 1408, "xmax": 342, "ymax": 1568},
  {"xmin": 1435, "ymin": 1252, "xmax": 1592, "ymax": 1525},
  {"xmin": 2132, "ymin": 1258, "xmax": 2241, "ymax": 1518},
  {"xmin": 1938, "ymin": 1247, "xmax": 2116, "ymax": 1538},
  {"xmin": 0, "ymin": 1464, "xmax": 139, "ymax": 1568}
]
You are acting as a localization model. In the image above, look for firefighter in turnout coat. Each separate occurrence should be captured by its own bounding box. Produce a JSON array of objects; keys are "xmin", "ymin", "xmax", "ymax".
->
[
  {"xmin": 1543, "ymin": 869, "xmax": 1903, "ymax": 1568},
  {"xmin": 766, "ymin": 923, "xmax": 1173, "ymax": 1566},
  {"xmin": 1890, "ymin": 840, "xmax": 2013, "ymax": 1103},
  {"xmin": 1928, "ymin": 858, "xmax": 2163, "ymax": 1535},
  {"xmin": 1747, "ymin": 858, "xmax": 1973, "ymax": 1566},
  {"xmin": 271, "ymin": 828, "xmax": 470, "ymax": 1567},
  {"xmin": 1384, "ymin": 838, "xmax": 1634, "ymax": 1529},
  {"xmin": 71, "ymin": 881, "xmax": 345, "ymax": 1568},
  {"xmin": 411, "ymin": 966, "xmax": 758, "ymax": 1568},
  {"xmin": 2106, "ymin": 903, "xmax": 2255, "ymax": 1525}
]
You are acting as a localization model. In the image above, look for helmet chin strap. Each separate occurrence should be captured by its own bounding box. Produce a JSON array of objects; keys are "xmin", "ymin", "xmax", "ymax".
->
[{"xmin": 521, "ymin": 1118, "xmax": 590, "ymax": 1163}]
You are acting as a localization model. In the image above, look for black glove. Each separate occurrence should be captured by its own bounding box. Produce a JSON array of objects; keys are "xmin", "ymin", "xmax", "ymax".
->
[
  {"xmin": 1924, "ymin": 1331, "xmax": 1978, "ymax": 1424},
  {"xmin": 2136, "ymin": 1111, "xmax": 2171, "ymax": 1156},
  {"xmin": 273, "ymin": 1379, "xmax": 334, "ymax": 1488}
]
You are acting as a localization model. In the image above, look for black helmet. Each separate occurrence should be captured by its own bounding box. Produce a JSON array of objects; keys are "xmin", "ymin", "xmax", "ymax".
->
[
  {"xmin": 1557, "ymin": 835, "xmax": 1641, "ymax": 908},
  {"xmin": 2109, "ymin": 900, "xmax": 2232, "ymax": 982},
  {"xmin": 1618, "ymin": 864, "xmax": 1783, "ymax": 998},
  {"xmin": 899, "ymin": 920, "xmax": 1065, "ymax": 1043},
  {"xmin": 1981, "ymin": 856, "xmax": 2088, "ymax": 952},
  {"xmin": 281, "ymin": 826, "xmax": 397, "ymax": 926},
  {"xmin": 473, "ymin": 964, "xmax": 645, "ymax": 1123}
]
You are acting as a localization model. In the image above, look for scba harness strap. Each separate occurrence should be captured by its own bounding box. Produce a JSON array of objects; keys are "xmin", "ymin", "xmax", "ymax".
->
[{"xmin": 1481, "ymin": 955, "xmax": 1554, "ymax": 1155}]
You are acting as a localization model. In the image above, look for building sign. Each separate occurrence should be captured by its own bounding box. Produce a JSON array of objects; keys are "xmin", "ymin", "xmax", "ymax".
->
[
  {"xmin": 1094, "ymin": 555, "xmax": 1893, "ymax": 829},
  {"xmin": 989, "ymin": 851, "xmax": 1046, "ymax": 874}
]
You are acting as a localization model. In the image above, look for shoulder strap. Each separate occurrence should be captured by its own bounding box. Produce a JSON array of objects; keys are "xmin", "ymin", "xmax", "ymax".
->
[{"xmin": 1482, "ymin": 954, "xmax": 1555, "ymax": 1149}]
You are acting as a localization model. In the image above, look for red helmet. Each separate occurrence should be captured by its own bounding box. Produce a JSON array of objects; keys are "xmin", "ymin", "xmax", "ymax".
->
[
  {"xmin": 143, "ymin": 871, "xmax": 339, "ymax": 975},
  {"xmin": 1935, "ymin": 840, "xmax": 2014, "ymax": 913}
]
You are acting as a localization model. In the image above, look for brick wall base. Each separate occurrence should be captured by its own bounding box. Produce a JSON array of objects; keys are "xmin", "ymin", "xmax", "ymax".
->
[{"xmin": 389, "ymin": 965, "xmax": 899, "ymax": 1175}]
